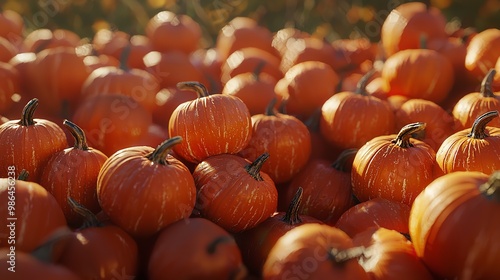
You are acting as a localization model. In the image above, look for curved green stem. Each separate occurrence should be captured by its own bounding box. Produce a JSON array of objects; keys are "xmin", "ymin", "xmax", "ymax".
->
[
  {"xmin": 17, "ymin": 169, "xmax": 29, "ymax": 181},
  {"xmin": 355, "ymin": 69, "xmax": 376, "ymax": 96},
  {"xmin": 63, "ymin": 120, "xmax": 89, "ymax": 150},
  {"xmin": 68, "ymin": 196, "xmax": 102, "ymax": 229},
  {"xmin": 467, "ymin": 111, "xmax": 499, "ymax": 139},
  {"xmin": 245, "ymin": 152, "xmax": 270, "ymax": 181},
  {"xmin": 480, "ymin": 69, "xmax": 496, "ymax": 98},
  {"xmin": 146, "ymin": 136, "xmax": 183, "ymax": 165},
  {"xmin": 177, "ymin": 81, "xmax": 210, "ymax": 98},
  {"xmin": 281, "ymin": 187, "xmax": 303, "ymax": 225},
  {"xmin": 265, "ymin": 98, "xmax": 279, "ymax": 116},
  {"xmin": 119, "ymin": 42, "xmax": 132, "ymax": 71},
  {"xmin": 19, "ymin": 98, "xmax": 38, "ymax": 126},
  {"xmin": 391, "ymin": 122, "xmax": 427, "ymax": 148}
]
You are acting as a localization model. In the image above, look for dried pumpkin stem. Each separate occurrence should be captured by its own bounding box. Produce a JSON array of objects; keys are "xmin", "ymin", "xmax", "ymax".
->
[
  {"xmin": 331, "ymin": 149, "xmax": 358, "ymax": 172},
  {"xmin": 304, "ymin": 108, "xmax": 322, "ymax": 132},
  {"xmin": 245, "ymin": 152, "xmax": 270, "ymax": 181},
  {"xmin": 119, "ymin": 42, "xmax": 132, "ymax": 71},
  {"xmin": 206, "ymin": 235, "xmax": 235, "ymax": 254},
  {"xmin": 17, "ymin": 169, "xmax": 29, "ymax": 181},
  {"xmin": 480, "ymin": 69, "xmax": 496, "ymax": 98},
  {"xmin": 329, "ymin": 246, "xmax": 365, "ymax": 264},
  {"xmin": 391, "ymin": 122, "xmax": 426, "ymax": 148},
  {"xmin": 467, "ymin": 111, "xmax": 499, "ymax": 139},
  {"xmin": 479, "ymin": 171, "xmax": 500, "ymax": 202},
  {"xmin": 354, "ymin": 69, "xmax": 376, "ymax": 96},
  {"xmin": 19, "ymin": 98, "xmax": 38, "ymax": 126},
  {"xmin": 265, "ymin": 97, "xmax": 279, "ymax": 116},
  {"xmin": 63, "ymin": 119, "xmax": 89, "ymax": 150},
  {"xmin": 252, "ymin": 60, "xmax": 267, "ymax": 80},
  {"xmin": 146, "ymin": 136, "xmax": 183, "ymax": 165},
  {"xmin": 177, "ymin": 81, "xmax": 210, "ymax": 98},
  {"xmin": 68, "ymin": 196, "xmax": 102, "ymax": 229},
  {"xmin": 281, "ymin": 187, "xmax": 303, "ymax": 225}
]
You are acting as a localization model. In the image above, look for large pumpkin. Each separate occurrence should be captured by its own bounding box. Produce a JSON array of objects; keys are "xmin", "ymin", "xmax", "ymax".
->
[{"xmin": 410, "ymin": 171, "xmax": 500, "ymax": 279}]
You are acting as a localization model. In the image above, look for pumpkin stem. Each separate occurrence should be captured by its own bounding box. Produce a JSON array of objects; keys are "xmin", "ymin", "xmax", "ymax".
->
[
  {"xmin": 245, "ymin": 152, "xmax": 270, "ymax": 181},
  {"xmin": 467, "ymin": 111, "xmax": 499, "ymax": 139},
  {"xmin": 479, "ymin": 171, "xmax": 500, "ymax": 202},
  {"xmin": 206, "ymin": 235, "xmax": 236, "ymax": 254},
  {"xmin": 17, "ymin": 169, "xmax": 29, "ymax": 181},
  {"xmin": 68, "ymin": 196, "xmax": 103, "ymax": 229},
  {"xmin": 329, "ymin": 246, "xmax": 365, "ymax": 264},
  {"xmin": 419, "ymin": 34, "xmax": 428, "ymax": 49},
  {"xmin": 354, "ymin": 69, "xmax": 376, "ymax": 96},
  {"xmin": 331, "ymin": 149, "xmax": 358, "ymax": 172},
  {"xmin": 19, "ymin": 98, "xmax": 38, "ymax": 126},
  {"xmin": 252, "ymin": 60, "xmax": 267, "ymax": 81},
  {"xmin": 281, "ymin": 187, "xmax": 304, "ymax": 225},
  {"xmin": 304, "ymin": 108, "xmax": 322, "ymax": 132},
  {"xmin": 31, "ymin": 227, "xmax": 73, "ymax": 264},
  {"xmin": 177, "ymin": 81, "xmax": 210, "ymax": 98},
  {"xmin": 63, "ymin": 120, "xmax": 89, "ymax": 150},
  {"xmin": 264, "ymin": 97, "xmax": 279, "ymax": 116},
  {"xmin": 391, "ymin": 122, "xmax": 426, "ymax": 148},
  {"xmin": 277, "ymin": 98, "xmax": 288, "ymax": 114},
  {"xmin": 480, "ymin": 69, "xmax": 496, "ymax": 98},
  {"xmin": 146, "ymin": 136, "xmax": 183, "ymax": 165},
  {"xmin": 119, "ymin": 42, "xmax": 132, "ymax": 71}
]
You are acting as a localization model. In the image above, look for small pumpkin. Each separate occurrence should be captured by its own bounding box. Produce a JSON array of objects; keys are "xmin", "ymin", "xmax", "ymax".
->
[
  {"xmin": 148, "ymin": 217, "xmax": 247, "ymax": 280},
  {"xmin": 465, "ymin": 28, "xmax": 500, "ymax": 81},
  {"xmin": 22, "ymin": 28, "xmax": 81, "ymax": 53},
  {"xmin": 0, "ymin": 61, "xmax": 20, "ymax": 115},
  {"xmin": 351, "ymin": 122, "xmax": 439, "ymax": 206},
  {"xmin": 436, "ymin": 110, "xmax": 500, "ymax": 174},
  {"xmin": 193, "ymin": 153, "xmax": 277, "ymax": 233},
  {"xmin": 97, "ymin": 136, "xmax": 196, "ymax": 237},
  {"xmin": 152, "ymin": 87, "xmax": 198, "ymax": 128},
  {"xmin": 168, "ymin": 81, "xmax": 252, "ymax": 163},
  {"xmin": 409, "ymin": 171, "xmax": 500, "ymax": 279}
]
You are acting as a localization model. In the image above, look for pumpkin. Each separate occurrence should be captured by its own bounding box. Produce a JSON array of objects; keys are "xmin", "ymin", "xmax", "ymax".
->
[
  {"xmin": 80, "ymin": 45, "xmax": 160, "ymax": 112},
  {"xmin": 436, "ymin": 110, "xmax": 500, "ymax": 174},
  {"xmin": 0, "ymin": 61, "xmax": 20, "ymax": 115},
  {"xmin": 395, "ymin": 98, "xmax": 461, "ymax": 151},
  {"xmin": 279, "ymin": 37, "xmax": 337, "ymax": 74},
  {"xmin": 234, "ymin": 187, "xmax": 321, "ymax": 276},
  {"xmin": 148, "ymin": 217, "xmax": 247, "ymax": 280},
  {"xmin": 238, "ymin": 99, "xmax": 311, "ymax": 184},
  {"xmin": 409, "ymin": 171, "xmax": 500, "ymax": 279},
  {"xmin": 8, "ymin": 52, "xmax": 37, "ymax": 100},
  {"xmin": 0, "ymin": 170, "xmax": 67, "ymax": 252},
  {"xmin": 0, "ymin": 37, "xmax": 17, "ymax": 63},
  {"xmin": 320, "ymin": 69, "xmax": 396, "ymax": 150},
  {"xmin": 452, "ymin": 69, "xmax": 500, "ymax": 128},
  {"xmin": 221, "ymin": 64, "xmax": 278, "ymax": 116},
  {"xmin": 465, "ymin": 28, "xmax": 500, "ymax": 81},
  {"xmin": 145, "ymin": 11, "xmax": 201, "ymax": 54},
  {"xmin": 262, "ymin": 223, "xmax": 369, "ymax": 280},
  {"xmin": 0, "ymin": 9, "xmax": 24, "ymax": 46},
  {"xmin": 221, "ymin": 47, "xmax": 283, "ymax": 85},
  {"xmin": 271, "ymin": 27, "xmax": 310, "ymax": 58},
  {"xmin": 0, "ymin": 99, "xmax": 68, "ymax": 183},
  {"xmin": 72, "ymin": 94, "xmax": 153, "ymax": 156},
  {"xmin": 193, "ymin": 153, "xmax": 278, "ymax": 233},
  {"xmin": 22, "ymin": 28, "xmax": 81, "ymax": 53},
  {"xmin": 381, "ymin": 47, "xmax": 455, "ymax": 104},
  {"xmin": 352, "ymin": 227, "xmax": 433, "ymax": 280},
  {"xmin": 189, "ymin": 48, "xmax": 223, "ymax": 93},
  {"xmin": 39, "ymin": 120, "xmax": 108, "ymax": 228},
  {"xmin": 352, "ymin": 122, "xmax": 439, "ymax": 206},
  {"xmin": 284, "ymin": 149, "xmax": 357, "ymax": 225},
  {"xmin": 97, "ymin": 136, "xmax": 196, "ymax": 237},
  {"xmin": 168, "ymin": 81, "xmax": 252, "ymax": 163},
  {"xmin": 276, "ymin": 60, "xmax": 340, "ymax": 120},
  {"xmin": 57, "ymin": 198, "xmax": 138, "ymax": 280},
  {"xmin": 303, "ymin": 109, "xmax": 342, "ymax": 162},
  {"xmin": 330, "ymin": 38, "xmax": 378, "ymax": 71},
  {"xmin": 380, "ymin": 1, "xmax": 448, "ymax": 57},
  {"xmin": 152, "ymin": 87, "xmax": 198, "ymax": 127}
]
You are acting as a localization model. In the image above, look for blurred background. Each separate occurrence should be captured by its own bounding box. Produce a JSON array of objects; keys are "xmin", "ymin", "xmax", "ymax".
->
[{"xmin": 1, "ymin": 0, "xmax": 500, "ymax": 47}]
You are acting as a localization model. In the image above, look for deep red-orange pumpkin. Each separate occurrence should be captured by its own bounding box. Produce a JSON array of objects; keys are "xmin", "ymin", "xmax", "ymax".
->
[
  {"xmin": 168, "ymin": 81, "xmax": 252, "ymax": 163},
  {"xmin": 410, "ymin": 171, "xmax": 500, "ymax": 279},
  {"xmin": 465, "ymin": 28, "xmax": 500, "ymax": 81},
  {"xmin": 148, "ymin": 217, "xmax": 247, "ymax": 280},
  {"xmin": 351, "ymin": 122, "xmax": 440, "ymax": 206},
  {"xmin": 0, "ymin": 61, "xmax": 20, "ymax": 115},
  {"xmin": 97, "ymin": 136, "xmax": 196, "ymax": 237},
  {"xmin": 193, "ymin": 153, "xmax": 277, "ymax": 233},
  {"xmin": 39, "ymin": 120, "xmax": 108, "ymax": 228}
]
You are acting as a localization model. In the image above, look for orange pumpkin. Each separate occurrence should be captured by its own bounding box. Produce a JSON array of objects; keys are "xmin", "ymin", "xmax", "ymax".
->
[
  {"xmin": 465, "ymin": 28, "xmax": 500, "ymax": 81},
  {"xmin": 22, "ymin": 28, "xmax": 81, "ymax": 53},
  {"xmin": 0, "ymin": 61, "xmax": 20, "ymax": 115}
]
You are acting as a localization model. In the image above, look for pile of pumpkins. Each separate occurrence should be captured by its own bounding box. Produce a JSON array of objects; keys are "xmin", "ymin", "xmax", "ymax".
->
[{"xmin": 1, "ymin": 1, "xmax": 500, "ymax": 279}]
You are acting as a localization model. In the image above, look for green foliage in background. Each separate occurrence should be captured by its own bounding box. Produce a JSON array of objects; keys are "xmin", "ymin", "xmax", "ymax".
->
[{"xmin": 2, "ymin": 0, "xmax": 500, "ymax": 47}]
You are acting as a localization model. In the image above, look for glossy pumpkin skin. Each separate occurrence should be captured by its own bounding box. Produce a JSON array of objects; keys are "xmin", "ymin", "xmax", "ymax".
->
[
  {"xmin": 148, "ymin": 218, "xmax": 247, "ymax": 280},
  {"xmin": 436, "ymin": 111, "xmax": 500, "ymax": 174},
  {"xmin": 193, "ymin": 153, "xmax": 278, "ymax": 233},
  {"xmin": 152, "ymin": 87, "xmax": 198, "ymax": 127},
  {"xmin": 351, "ymin": 123, "xmax": 440, "ymax": 206},
  {"xmin": 452, "ymin": 69, "xmax": 500, "ymax": 128},
  {"xmin": 465, "ymin": 28, "xmax": 500, "ymax": 81},
  {"xmin": 97, "ymin": 137, "xmax": 197, "ymax": 237},
  {"xmin": 409, "ymin": 171, "xmax": 500, "ymax": 279},
  {"xmin": 168, "ymin": 82, "xmax": 252, "ymax": 163},
  {"xmin": 0, "ymin": 61, "xmax": 20, "ymax": 116},
  {"xmin": 335, "ymin": 197, "xmax": 411, "ymax": 238},
  {"xmin": 238, "ymin": 103, "xmax": 311, "ymax": 184},
  {"xmin": 382, "ymin": 48, "xmax": 455, "ymax": 104},
  {"xmin": 0, "ymin": 99, "xmax": 68, "ymax": 182},
  {"xmin": 352, "ymin": 227, "xmax": 433, "ymax": 280},
  {"xmin": 381, "ymin": 1, "xmax": 448, "ymax": 57},
  {"xmin": 0, "ymin": 178, "xmax": 67, "ymax": 252},
  {"xmin": 262, "ymin": 223, "xmax": 369, "ymax": 280},
  {"xmin": 39, "ymin": 120, "xmax": 108, "ymax": 228}
]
